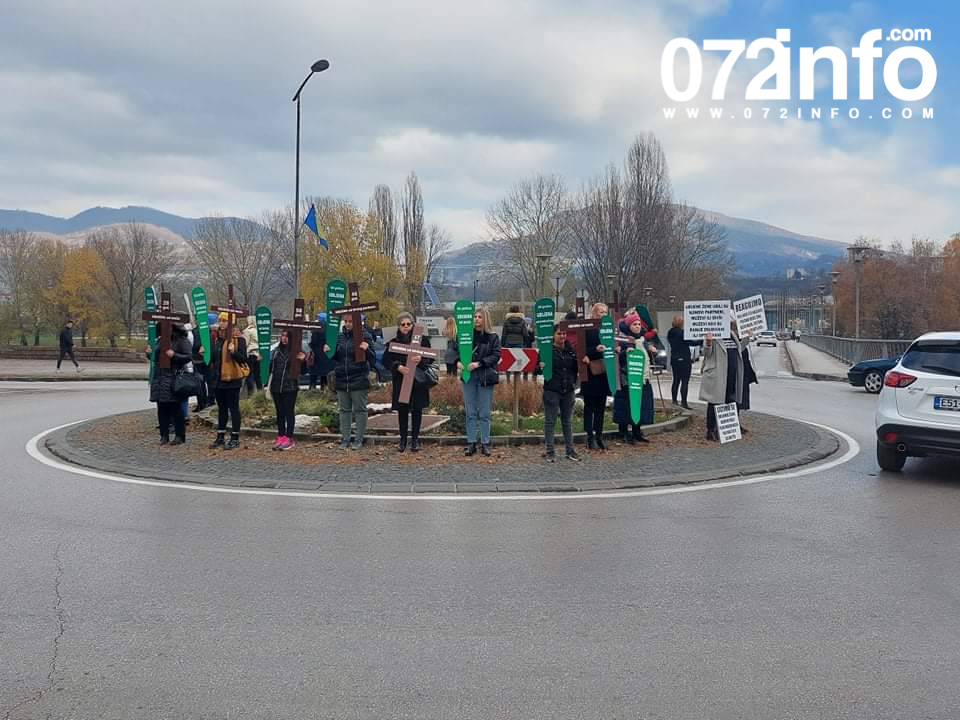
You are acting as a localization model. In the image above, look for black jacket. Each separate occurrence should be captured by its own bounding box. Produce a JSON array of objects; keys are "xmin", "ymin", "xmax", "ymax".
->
[
  {"xmin": 465, "ymin": 329, "xmax": 501, "ymax": 386},
  {"xmin": 385, "ymin": 331, "xmax": 434, "ymax": 410},
  {"xmin": 191, "ymin": 330, "xmax": 206, "ymax": 366},
  {"xmin": 667, "ymin": 326, "xmax": 701, "ymax": 365},
  {"xmin": 59, "ymin": 327, "xmax": 74, "ymax": 350},
  {"xmin": 209, "ymin": 334, "xmax": 248, "ymax": 391},
  {"xmin": 333, "ymin": 327, "xmax": 376, "ymax": 392},
  {"xmin": 543, "ymin": 341, "xmax": 578, "ymax": 396},
  {"xmin": 580, "ymin": 327, "xmax": 610, "ymax": 399},
  {"xmin": 500, "ymin": 314, "xmax": 527, "ymax": 347},
  {"xmin": 149, "ymin": 335, "xmax": 192, "ymax": 403},
  {"xmin": 269, "ymin": 345, "xmax": 300, "ymax": 395}
]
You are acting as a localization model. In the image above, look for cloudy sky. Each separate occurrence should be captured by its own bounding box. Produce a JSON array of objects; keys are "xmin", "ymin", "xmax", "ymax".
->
[{"xmin": 1, "ymin": 0, "xmax": 956, "ymax": 247}]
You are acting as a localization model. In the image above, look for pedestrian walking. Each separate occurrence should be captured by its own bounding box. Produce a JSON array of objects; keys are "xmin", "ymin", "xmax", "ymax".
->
[
  {"xmin": 581, "ymin": 302, "xmax": 611, "ymax": 450},
  {"xmin": 208, "ymin": 312, "xmax": 249, "ymax": 450},
  {"xmin": 541, "ymin": 323, "xmax": 580, "ymax": 462},
  {"xmin": 385, "ymin": 312, "xmax": 436, "ymax": 453},
  {"xmin": 149, "ymin": 323, "xmax": 192, "ymax": 445},
  {"xmin": 57, "ymin": 319, "xmax": 81, "ymax": 372},
  {"xmin": 269, "ymin": 330, "xmax": 305, "ymax": 451},
  {"xmin": 458, "ymin": 307, "xmax": 501, "ymax": 457},
  {"xmin": 326, "ymin": 313, "xmax": 376, "ymax": 450}
]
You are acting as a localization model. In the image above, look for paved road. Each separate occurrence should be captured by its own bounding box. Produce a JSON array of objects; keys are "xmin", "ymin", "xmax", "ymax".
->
[{"xmin": 2, "ymin": 347, "xmax": 960, "ymax": 719}]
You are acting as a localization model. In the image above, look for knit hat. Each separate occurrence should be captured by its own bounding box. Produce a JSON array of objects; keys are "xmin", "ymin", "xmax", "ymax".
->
[
  {"xmin": 218, "ymin": 311, "xmax": 230, "ymax": 323},
  {"xmin": 622, "ymin": 309, "xmax": 642, "ymax": 328}
]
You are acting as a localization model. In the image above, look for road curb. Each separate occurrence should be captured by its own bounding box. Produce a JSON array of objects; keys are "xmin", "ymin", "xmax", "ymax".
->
[
  {"xmin": 783, "ymin": 344, "xmax": 846, "ymax": 382},
  {"xmin": 0, "ymin": 374, "xmax": 149, "ymax": 382},
  {"xmin": 40, "ymin": 411, "xmax": 842, "ymax": 494}
]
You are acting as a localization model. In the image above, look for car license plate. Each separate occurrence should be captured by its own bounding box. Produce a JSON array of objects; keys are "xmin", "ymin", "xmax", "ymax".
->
[{"xmin": 933, "ymin": 396, "xmax": 960, "ymax": 411}]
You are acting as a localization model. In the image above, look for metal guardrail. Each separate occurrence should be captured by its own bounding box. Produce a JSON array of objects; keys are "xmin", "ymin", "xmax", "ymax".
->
[{"xmin": 799, "ymin": 335, "xmax": 911, "ymax": 365}]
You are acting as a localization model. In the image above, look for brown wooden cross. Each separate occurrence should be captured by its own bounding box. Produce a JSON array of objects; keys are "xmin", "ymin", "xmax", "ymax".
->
[
  {"xmin": 560, "ymin": 316, "xmax": 602, "ymax": 382},
  {"xmin": 575, "ymin": 294, "xmax": 585, "ymax": 319},
  {"xmin": 272, "ymin": 298, "xmax": 325, "ymax": 379},
  {"xmin": 387, "ymin": 325, "xmax": 441, "ymax": 404},
  {"xmin": 608, "ymin": 289, "xmax": 628, "ymax": 326},
  {"xmin": 210, "ymin": 284, "xmax": 249, "ymax": 346},
  {"xmin": 330, "ymin": 282, "xmax": 380, "ymax": 362},
  {"xmin": 141, "ymin": 291, "xmax": 190, "ymax": 369}
]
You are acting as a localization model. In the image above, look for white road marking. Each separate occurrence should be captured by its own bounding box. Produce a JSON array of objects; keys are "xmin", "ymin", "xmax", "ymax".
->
[{"xmin": 26, "ymin": 419, "xmax": 860, "ymax": 502}]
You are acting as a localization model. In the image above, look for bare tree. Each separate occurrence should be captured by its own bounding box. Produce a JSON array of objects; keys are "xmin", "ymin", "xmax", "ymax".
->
[
  {"xmin": 486, "ymin": 173, "xmax": 571, "ymax": 303},
  {"xmin": 87, "ymin": 223, "xmax": 180, "ymax": 341},
  {"xmin": 186, "ymin": 215, "xmax": 287, "ymax": 312},
  {"xmin": 369, "ymin": 184, "xmax": 399, "ymax": 262},
  {"xmin": 0, "ymin": 229, "xmax": 38, "ymax": 345}
]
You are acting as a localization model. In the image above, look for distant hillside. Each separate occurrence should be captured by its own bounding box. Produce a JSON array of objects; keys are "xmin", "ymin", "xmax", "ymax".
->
[{"xmin": 1, "ymin": 205, "xmax": 847, "ymax": 278}]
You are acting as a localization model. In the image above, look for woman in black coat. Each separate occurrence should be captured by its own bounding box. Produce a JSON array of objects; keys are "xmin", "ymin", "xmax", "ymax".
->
[
  {"xmin": 612, "ymin": 315, "xmax": 655, "ymax": 443},
  {"xmin": 269, "ymin": 330, "xmax": 306, "ymax": 451},
  {"xmin": 149, "ymin": 323, "xmax": 193, "ymax": 445},
  {"xmin": 385, "ymin": 313, "xmax": 435, "ymax": 453},
  {"xmin": 541, "ymin": 324, "xmax": 580, "ymax": 462},
  {"xmin": 667, "ymin": 315, "xmax": 701, "ymax": 410},
  {"xmin": 580, "ymin": 302, "xmax": 611, "ymax": 451},
  {"xmin": 208, "ymin": 312, "xmax": 249, "ymax": 450}
]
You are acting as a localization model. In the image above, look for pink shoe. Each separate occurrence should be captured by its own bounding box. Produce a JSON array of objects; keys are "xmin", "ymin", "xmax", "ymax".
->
[
  {"xmin": 273, "ymin": 436, "xmax": 286, "ymax": 450},
  {"xmin": 280, "ymin": 437, "xmax": 295, "ymax": 451}
]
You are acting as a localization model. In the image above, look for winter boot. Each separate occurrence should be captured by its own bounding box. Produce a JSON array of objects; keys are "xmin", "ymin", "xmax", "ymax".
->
[
  {"xmin": 225, "ymin": 433, "xmax": 240, "ymax": 450},
  {"xmin": 209, "ymin": 432, "xmax": 225, "ymax": 449}
]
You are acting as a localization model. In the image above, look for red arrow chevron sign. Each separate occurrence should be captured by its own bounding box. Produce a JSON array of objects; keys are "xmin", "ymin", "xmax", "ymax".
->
[{"xmin": 498, "ymin": 348, "xmax": 539, "ymax": 373}]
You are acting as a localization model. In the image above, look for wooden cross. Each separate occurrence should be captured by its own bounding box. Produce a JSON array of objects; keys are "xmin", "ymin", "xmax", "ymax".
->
[
  {"xmin": 272, "ymin": 298, "xmax": 325, "ymax": 379},
  {"xmin": 560, "ymin": 316, "xmax": 602, "ymax": 382},
  {"xmin": 575, "ymin": 294, "xmax": 585, "ymax": 319},
  {"xmin": 330, "ymin": 282, "xmax": 380, "ymax": 362},
  {"xmin": 141, "ymin": 291, "xmax": 190, "ymax": 369},
  {"xmin": 608, "ymin": 290, "xmax": 628, "ymax": 326},
  {"xmin": 387, "ymin": 325, "xmax": 441, "ymax": 404},
  {"xmin": 210, "ymin": 284, "xmax": 249, "ymax": 345}
]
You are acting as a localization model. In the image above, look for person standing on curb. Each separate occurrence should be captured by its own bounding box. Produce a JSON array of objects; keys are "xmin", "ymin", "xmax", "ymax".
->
[
  {"xmin": 208, "ymin": 312, "xmax": 248, "ymax": 450},
  {"xmin": 243, "ymin": 315, "xmax": 262, "ymax": 396},
  {"xmin": 458, "ymin": 307, "xmax": 500, "ymax": 458},
  {"xmin": 385, "ymin": 312, "xmax": 436, "ymax": 453},
  {"xmin": 581, "ymin": 302, "xmax": 610, "ymax": 451},
  {"xmin": 57, "ymin": 319, "xmax": 81, "ymax": 373},
  {"xmin": 149, "ymin": 323, "xmax": 192, "ymax": 445},
  {"xmin": 500, "ymin": 305, "xmax": 527, "ymax": 381},
  {"xmin": 540, "ymin": 323, "xmax": 581, "ymax": 463},
  {"xmin": 667, "ymin": 315, "xmax": 701, "ymax": 410},
  {"xmin": 269, "ymin": 330, "xmax": 305, "ymax": 451},
  {"xmin": 190, "ymin": 324, "xmax": 210, "ymax": 412},
  {"xmin": 613, "ymin": 313, "xmax": 655, "ymax": 444},
  {"xmin": 326, "ymin": 313, "xmax": 376, "ymax": 450}
]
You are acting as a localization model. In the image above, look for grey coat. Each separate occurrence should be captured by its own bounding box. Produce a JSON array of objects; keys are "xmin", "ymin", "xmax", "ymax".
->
[{"xmin": 698, "ymin": 333, "xmax": 747, "ymax": 405}]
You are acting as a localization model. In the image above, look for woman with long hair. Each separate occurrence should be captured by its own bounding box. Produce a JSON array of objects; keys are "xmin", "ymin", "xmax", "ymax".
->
[
  {"xmin": 580, "ymin": 302, "xmax": 610, "ymax": 450},
  {"xmin": 458, "ymin": 307, "xmax": 501, "ymax": 457},
  {"xmin": 443, "ymin": 315, "xmax": 458, "ymax": 376},
  {"xmin": 269, "ymin": 329, "xmax": 306, "ymax": 450}
]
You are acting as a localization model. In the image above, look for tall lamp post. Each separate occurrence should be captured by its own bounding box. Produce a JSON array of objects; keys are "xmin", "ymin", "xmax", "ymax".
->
[
  {"xmin": 847, "ymin": 245, "xmax": 868, "ymax": 338},
  {"xmin": 817, "ymin": 284, "xmax": 826, "ymax": 333},
  {"xmin": 830, "ymin": 271, "xmax": 840, "ymax": 336},
  {"xmin": 554, "ymin": 276, "xmax": 561, "ymax": 309},
  {"xmin": 535, "ymin": 253, "xmax": 552, "ymax": 308},
  {"xmin": 292, "ymin": 58, "xmax": 330, "ymax": 297}
]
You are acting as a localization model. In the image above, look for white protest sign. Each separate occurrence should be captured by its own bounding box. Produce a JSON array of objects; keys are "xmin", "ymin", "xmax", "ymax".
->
[
  {"xmin": 733, "ymin": 294, "xmax": 767, "ymax": 335},
  {"xmin": 714, "ymin": 402, "xmax": 742, "ymax": 444},
  {"xmin": 684, "ymin": 300, "xmax": 731, "ymax": 340}
]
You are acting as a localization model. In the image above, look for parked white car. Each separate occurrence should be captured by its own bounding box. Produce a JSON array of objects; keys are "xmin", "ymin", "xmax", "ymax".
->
[{"xmin": 875, "ymin": 332, "xmax": 960, "ymax": 471}]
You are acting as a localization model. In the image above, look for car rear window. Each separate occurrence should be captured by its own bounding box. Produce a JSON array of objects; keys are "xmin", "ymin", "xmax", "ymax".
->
[{"xmin": 901, "ymin": 340, "xmax": 960, "ymax": 377}]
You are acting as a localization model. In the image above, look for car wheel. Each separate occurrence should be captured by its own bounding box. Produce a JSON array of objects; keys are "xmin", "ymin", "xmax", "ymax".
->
[
  {"xmin": 876, "ymin": 441, "xmax": 906, "ymax": 472},
  {"xmin": 864, "ymin": 370, "xmax": 883, "ymax": 394}
]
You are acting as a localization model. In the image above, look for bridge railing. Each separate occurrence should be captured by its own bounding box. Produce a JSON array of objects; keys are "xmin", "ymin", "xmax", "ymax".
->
[{"xmin": 799, "ymin": 335, "xmax": 911, "ymax": 365}]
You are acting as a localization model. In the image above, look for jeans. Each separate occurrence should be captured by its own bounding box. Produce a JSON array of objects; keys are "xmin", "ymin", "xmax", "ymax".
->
[
  {"xmin": 337, "ymin": 389, "xmax": 368, "ymax": 442},
  {"xmin": 582, "ymin": 395, "xmax": 606, "ymax": 437},
  {"xmin": 463, "ymin": 377, "xmax": 494, "ymax": 444},
  {"xmin": 398, "ymin": 406, "xmax": 423, "ymax": 441},
  {"xmin": 671, "ymin": 361, "xmax": 692, "ymax": 404},
  {"xmin": 215, "ymin": 387, "xmax": 242, "ymax": 434},
  {"xmin": 544, "ymin": 389, "xmax": 575, "ymax": 455},
  {"xmin": 57, "ymin": 348, "xmax": 78, "ymax": 368},
  {"xmin": 157, "ymin": 401, "xmax": 185, "ymax": 440},
  {"xmin": 273, "ymin": 389, "xmax": 298, "ymax": 437}
]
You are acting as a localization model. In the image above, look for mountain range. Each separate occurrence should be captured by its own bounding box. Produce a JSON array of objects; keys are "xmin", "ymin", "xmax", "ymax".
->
[{"xmin": 0, "ymin": 205, "xmax": 847, "ymax": 278}]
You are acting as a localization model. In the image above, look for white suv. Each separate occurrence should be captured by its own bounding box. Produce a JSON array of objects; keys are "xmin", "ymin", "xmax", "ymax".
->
[{"xmin": 875, "ymin": 332, "xmax": 960, "ymax": 471}]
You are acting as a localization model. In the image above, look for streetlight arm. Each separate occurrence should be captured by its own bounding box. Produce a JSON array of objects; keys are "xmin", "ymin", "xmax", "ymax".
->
[{"xmin": 292, "ymin": 71, "xmax": 314, "ymax": 102}]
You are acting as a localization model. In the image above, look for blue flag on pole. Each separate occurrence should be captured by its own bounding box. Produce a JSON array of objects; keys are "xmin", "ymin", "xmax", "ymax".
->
[{"xmin": 303, "ymin": 204, "xmax": 328, "ymax": 249}]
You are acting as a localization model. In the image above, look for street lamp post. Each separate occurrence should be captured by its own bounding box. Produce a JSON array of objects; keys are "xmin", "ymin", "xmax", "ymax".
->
[
  {"xmin": 847, "ymin": 246, "xmax": 868, "ymax": 338},
  {"xmin": 817, "ymin": 284, "xmax": 826, "ymax": 333},
  {"xmin": 292, "ymin": 58, "xmax": 330, "ymax": 297},
  {"xmin": 535, "ymin": 253, "xmax": 552, "ymax": 308},
  {"xmin": 830, "ymin": 271, "xmax": 840, "ymax": 336},
  {"xmin": 554, "ymin": 276, "xmax": 561, "ymax": 309}
]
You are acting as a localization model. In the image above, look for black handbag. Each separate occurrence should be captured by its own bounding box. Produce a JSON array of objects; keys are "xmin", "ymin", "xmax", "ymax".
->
[
  {"xmin": 173, "ymin": 368, "xmax": 201, "ymax": 398},
  {"xmin": 414, "ymin": 362, "xmax": 439, "ymax": 388}
]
